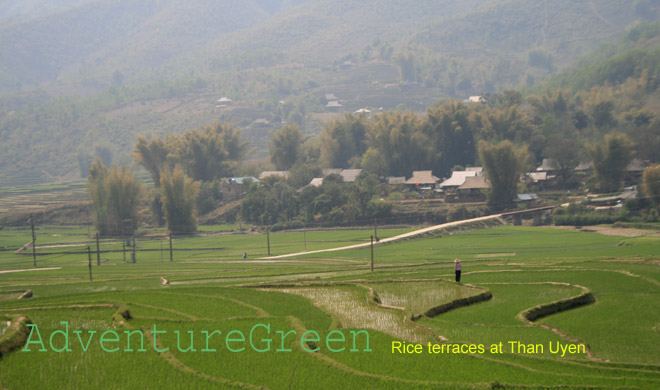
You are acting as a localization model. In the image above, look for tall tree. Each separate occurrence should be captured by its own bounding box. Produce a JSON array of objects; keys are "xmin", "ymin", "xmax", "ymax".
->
[
  {"xmin": 269, "ymin": 123, "xmax": 303, "ymax": 170},
  {"xmin": 169, "ymin": 123, "xmax": 247, "ymax": 181},
  {"xmin": 87, "ymin": 159, "xmax": 143, "ymax": 236},
  {"xmin": 133, "ymin": 135, "xmax": 169, "ymax": 187},
  {"xmin": 219, "ymin": 122, "xmax": 250, "ymax": 162},
  {"xmin": 367, "ymin": 111, "xmax": 430, "ymax": 177},
  {"xmin": 319, "ymin": 113, "xmax": 368, "ymax": 168},
  {"xmin": 478, "ymin": 140, "xmax": 530, "ymax": 210},
  {"xmin": 642, "ymin": 165, "xmax": 660, "ymax": 208},
  {"xmin": 104, "ymin": 165, "xmax": 144, "ymax": 236},
  {"xmin": 160, "ymin": 165, "xmax": 200, "ymax": 235},
  {"xmin": 88, "ymin": 158, "xmax": 108, "ymax": 234},
  {"xmin": 424, "ymin": 101, "xmax": 476, "ymax": 178},
  {"xmin": 544, "ymin": 135, "xmax": 579, "ymax": 184},
  {"xmin": 394, "ymin": 52, "xmax": 416, "ymax": 82},
  {"xmin": 588, "ymin": 133, "xmax": 635, "ymax": 192}
]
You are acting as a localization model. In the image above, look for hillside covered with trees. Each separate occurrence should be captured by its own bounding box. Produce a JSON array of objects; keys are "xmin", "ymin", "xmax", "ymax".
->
[{"xmin": 1, "ymin": 1, "xmax": 659, "ymax": 184}]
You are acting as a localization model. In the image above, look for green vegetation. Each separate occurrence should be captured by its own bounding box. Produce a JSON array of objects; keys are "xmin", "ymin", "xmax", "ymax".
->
[
  {"xmin": 0, "ymin": 224, "xmax": 659, "ymax": 388},
  {"xmin": 87, "ymin": 159, "xmax": 143, "ymax": 236},
  {"xmin": 2, "ymin": 2, "xmax": 659, "ymax": 180},
  {"xmin": 478, "ymin": 140, "xmax": 530, "ymax": 210},
  {"xmin": 588, "ymin": 133, "xmax": 635, "ymax": 193},
  {"xmin": 643, "ymin": 165, "xmax": 660, "ymax": 207},
  {"xmin": 160, "ymin": 166, "xmax": 200, "ymax": 235},
  {"xmin": 269, "ymin": 123, "xmax": 304, "ymax": 171}
]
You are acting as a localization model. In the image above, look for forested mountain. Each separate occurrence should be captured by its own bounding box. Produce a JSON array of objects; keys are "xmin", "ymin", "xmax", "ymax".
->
[
  {"xmin": 0, "ymin": 0, "xmax": 659, "ymax": 184},
  {"xmin": 0, "ymin": 0, "xmax": 274, "ymax": 89}
]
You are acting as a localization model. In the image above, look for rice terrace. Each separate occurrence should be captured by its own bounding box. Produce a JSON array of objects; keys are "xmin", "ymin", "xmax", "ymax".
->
[{"xmin": 1, "ymin": 214, "xmax": 659, "ymax": 389}]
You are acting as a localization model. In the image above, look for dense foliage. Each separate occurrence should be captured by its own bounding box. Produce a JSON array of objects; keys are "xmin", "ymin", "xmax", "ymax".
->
[
  {"xmin": 240, "ymin": 174, "xmax": 391, "ymax": 229},
  {"xmin": 87, "ymin": 159, "xmax": 143, "ymax": 236}
]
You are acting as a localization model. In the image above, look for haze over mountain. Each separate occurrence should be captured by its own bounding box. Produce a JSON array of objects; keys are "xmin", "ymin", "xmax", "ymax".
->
[{"xmin": 0, "ymin": 0, "xmax": 658, "ymax": 184}]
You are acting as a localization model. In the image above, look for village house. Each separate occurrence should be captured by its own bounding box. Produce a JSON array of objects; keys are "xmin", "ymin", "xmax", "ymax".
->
[
  {"xmin": 626, "ymin": 158, "xmax": 645, "ymax": 184},
  {"xmin": 516, "ymin": 193, "xmax": 539, "ymax": 207},
  {"xmin": 444, "ymin": 175, "xmax": 490, "ymax": 202},
  {"xmin": 222, "ymin": 177, "xmax": 258, "ymax": 201},
  {"xmin": 439, "ymin": 169, "xmax": 482, "ymax": 190},
  {"xmin": 404, "ymin": 171, "xmax": 440, "ymax": 186},
  {"xmin": 325, "ymin": 100, "xmax": 343, "ymax": 111},
  {"xmin": 537, "ymin": 158, "xmax": 560, "ymax": 176},
  {"xmin": 302, "ymin": 168, "xmax": 364, "ymax": 190}
]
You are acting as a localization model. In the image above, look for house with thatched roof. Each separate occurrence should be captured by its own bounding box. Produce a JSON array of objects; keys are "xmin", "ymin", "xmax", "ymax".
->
[
  {"xmin": 405, "ymin": 171, "xmax": 440, "ymax": 186},
  {"xmin": 340, "ymin": 169, "xmax": 362, "ymax": 183},
  {"xmin": 439, "ymin": 170, "xmax": 477, "ymax": 189},
  {"xmin": 455, "ymin": 175, "xmax": 490, "ymax": 202}
]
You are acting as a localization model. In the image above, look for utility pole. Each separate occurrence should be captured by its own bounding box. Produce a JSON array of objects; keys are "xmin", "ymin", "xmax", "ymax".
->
[
  {"xmin": 95, "ymin": 233, "xmax": 100, "ymax": 266},
  {"xmin": 303, "ymin": 228, "xmax": 307, "ymax": 251},
  {"xmin": 132, "ymin": 237, "xmax": 137, "ymax": 263},
  {"xmin": 30, "ymin": 214, "xmax": 36, "ymax": 268},
  {"xmin": 266, "ymin": 226, "xmax": 271, "ymax": 256},
  {"xmin": 87, "ymin": 246, "xmax": 93, "ymax": 281},
  {"xmin": 370, "ymin": 235, "xmax": 374, "ymax": 272},
  {"xmin": 122, "ymin": 219, "xmax": 132, "ymax": 263},
  {"xmin": 169, "ymin": 233, "xmax": 173, "ymax": 262}
]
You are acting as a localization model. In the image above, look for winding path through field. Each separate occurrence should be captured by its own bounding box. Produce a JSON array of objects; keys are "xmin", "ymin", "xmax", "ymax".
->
[
  {"xmin": 0, "ymin": 267, "xmax": 61, "ymax": 274},
  {"xmin": 261, "ymin": 213, "xmax": 504, "ymax": 259}
]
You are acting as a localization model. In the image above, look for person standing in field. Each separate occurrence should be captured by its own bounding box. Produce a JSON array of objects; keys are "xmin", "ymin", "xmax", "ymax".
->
[{"xmin": 454, "ymin": 258, "xmax": 462, "ymax": 283}]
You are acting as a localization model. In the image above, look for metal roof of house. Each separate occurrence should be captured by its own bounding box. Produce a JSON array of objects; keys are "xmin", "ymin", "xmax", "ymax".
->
[{"xmin": 517, "ymin": 193, "xmax": 539, "ymax": 201}]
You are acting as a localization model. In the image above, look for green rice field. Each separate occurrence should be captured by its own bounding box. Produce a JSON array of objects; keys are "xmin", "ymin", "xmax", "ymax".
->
[{"xmin": 1, "ymin": 223, "xmax": 659, "ymax": 389}]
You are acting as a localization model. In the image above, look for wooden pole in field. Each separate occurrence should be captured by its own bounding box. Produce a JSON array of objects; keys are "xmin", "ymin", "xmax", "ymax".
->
[
  {"xmin": 87, "ymin": 246, "xmax": 93, "ymax": 282},
  {"xmin": 169, "ymin": 233, "xmax": 173, "ymax": 262},
  {"xmin": 30, "ymin": 214, "xmax": 37, "ymax": 268},
  {"xmin": 267, "ymin": 226, "xmax": 271, "ymax": 256},
  {"xmin": 370, "ymin": 235, "xmax": 374, "ymax": 272},
  {"xmin": 132, "ymin": 238, "xmax": 136, "ymax": 263},
  {"xmin": 96, "ymin": 233, "xmax": 100, "ymax": 266},
  {"xmin": 304, "ymin": 228, "xmax": 307, "ymax": 251}
]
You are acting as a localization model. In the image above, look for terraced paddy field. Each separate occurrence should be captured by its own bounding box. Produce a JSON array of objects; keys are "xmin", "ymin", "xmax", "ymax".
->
[{"xmin": 1, "ymin": 224, "xmax": 659, "ymax": 389}]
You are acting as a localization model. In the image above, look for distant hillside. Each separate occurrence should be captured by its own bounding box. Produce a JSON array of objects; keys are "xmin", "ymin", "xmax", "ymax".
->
[
  {"xmin": 0, "ymin": 0, "xmax": 93, "ymax": 24},
  {"xmin": 0, "ymin": 0, "xmax": 282, "ymax": 89},
  {"xmin": 196, "ymin": 0, "xmax": 488, "ymax": 68},
  {"xmin": 544, "ymin": 21, "xmax": 660, "ymax": 92},
  {"xmin": 395, "ymin": 0, "xmax": 655, "ymax": 94},
  {"xmin": 1, "ymin": 0, "xmax": 660, "ymax": 184}
]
